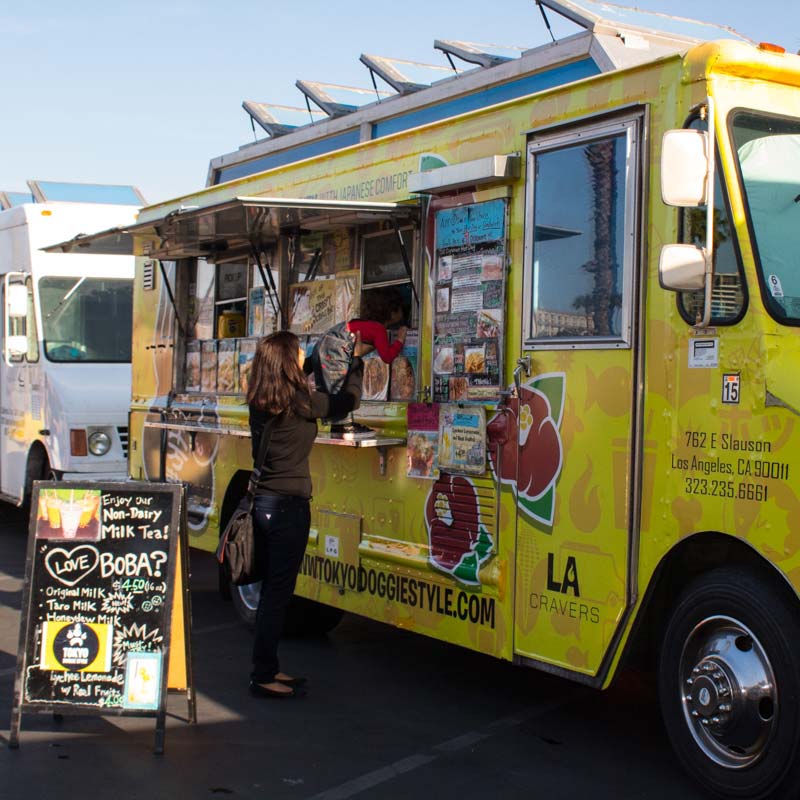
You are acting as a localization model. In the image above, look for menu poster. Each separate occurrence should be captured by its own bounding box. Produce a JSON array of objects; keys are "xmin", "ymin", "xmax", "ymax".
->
[
  {"xmin": 390, "ymin": 330, "xmax": 417, "ymax": 402},
  {"xmin": 406, "ymin": 402, "xmax": 439, "ymax": 479},
  {"xmin": 432, "ymin": 199, "xmax": 507, "ymax": 403},
  {"xmin": 200, "ymin": 340, "xmax": 217, "ymax": 393},
  {"xmin": 184, "ymin": 340, "xmax": 201, "ymax": 393},
  {"xmin": 248, "ymin": 287, "xmax": 265, "ymax": 337},
  {"xmin": 288, "ymin": 280, "xmax": 337, "ymax": 335},
  {"xmin": 238, "ymin": 338, "xmax": 257, "ymax": 395},
  {"xmin": 10, "ymin": 482, "xmax": 191, "ymax": 752},
  {"xmin": 335, "ymin": 270, "xmax": 360, "ymax": 323},
  {"xmin": 323, "ymin": 229, "xmax": 356, "ymax": 275},
  {"xmin": 438, "ymin": 404, "xmax": 487, "ymax": 475},
  {"xmin": 217, "ymin": 262, "xmax": 247, "ymax": 301},
  {"xmin": 217, "ymin": 340, "xmax": 237, "ymax": 394}
]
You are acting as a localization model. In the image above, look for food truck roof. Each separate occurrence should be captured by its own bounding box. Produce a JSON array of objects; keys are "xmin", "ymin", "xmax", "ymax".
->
[{"xmin": 216, "ymin": 0, "xmax": 751, "ymax": 187}]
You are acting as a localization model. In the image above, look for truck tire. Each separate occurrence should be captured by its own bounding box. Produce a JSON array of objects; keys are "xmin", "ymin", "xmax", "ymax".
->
[
  {"xmin": 230, "ymin": 582, "xmax": 344, "ymax": 637},
  {"xmin": 658, "ymin": 567, "xmax": 800, "ymax": 799}
]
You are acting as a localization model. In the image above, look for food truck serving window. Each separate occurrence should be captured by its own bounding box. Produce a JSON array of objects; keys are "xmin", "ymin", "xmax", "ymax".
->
[{"xmin": 523, "ymin": 115, "xmax": 640, "ymax": 348}]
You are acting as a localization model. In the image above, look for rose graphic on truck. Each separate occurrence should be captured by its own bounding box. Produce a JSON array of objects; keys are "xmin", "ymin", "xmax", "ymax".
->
[
  {"xmin": 488, "ymin": 373, "xmax": 565, "ymax": 527},
  {"xmin": 424, "ymin": 474, "xmax": 493, "ymax": 586}
]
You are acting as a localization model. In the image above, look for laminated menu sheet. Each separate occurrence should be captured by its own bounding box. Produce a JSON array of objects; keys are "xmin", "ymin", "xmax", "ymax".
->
[{"xmin": 432, "ymin": 199, "xmax": 507, "ymax": 403}]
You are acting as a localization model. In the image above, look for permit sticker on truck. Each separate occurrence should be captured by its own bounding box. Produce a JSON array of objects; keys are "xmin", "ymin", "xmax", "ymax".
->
[{"xmin": 688, "ymin": 338, "xmax": 719, "ymax": 369}]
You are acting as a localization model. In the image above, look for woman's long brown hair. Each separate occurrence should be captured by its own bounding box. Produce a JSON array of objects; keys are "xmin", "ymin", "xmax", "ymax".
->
[{"xmin": 247, "ymin": 331, "xmax": 309, "ymax": 414}]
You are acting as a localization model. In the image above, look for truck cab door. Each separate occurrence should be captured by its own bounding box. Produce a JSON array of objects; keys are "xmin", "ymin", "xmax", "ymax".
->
[
  {"xmin": 509, "ymin": 113, "xmax": 643, "ymax": 680},
  {"xmin": 2, "ymin": 273, "xmax": 39, "ymax": 501}
]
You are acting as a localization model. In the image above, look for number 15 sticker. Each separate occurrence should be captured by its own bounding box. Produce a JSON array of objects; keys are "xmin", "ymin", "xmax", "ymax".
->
[{"xmin": 722, "ymin": 373, "xmax": 740, "ymax": 404}]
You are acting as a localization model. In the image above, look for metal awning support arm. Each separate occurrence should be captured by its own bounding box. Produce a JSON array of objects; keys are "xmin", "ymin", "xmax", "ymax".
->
[
  {"xmin": 392, "ymin": 218, "xmax": 419, "ymax": 308},
  {"xmin": 249, "ymin": 209, "xmax": 282, "ymax": 320},
  {"xmin": 157, "ymin": 261, "xmax": 187, "ymax": 338},
  {"xmin": 304, "ymin": 248, "xmax": 322, "ymax": 282},
  {"xmin": 250, "ymin": 244, "xmax": 282, "ymax": 321}
]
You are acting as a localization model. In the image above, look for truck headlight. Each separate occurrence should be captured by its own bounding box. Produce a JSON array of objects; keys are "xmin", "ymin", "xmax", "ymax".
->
[{"xmin": 88, "ymin": 431, "xmax": 111, "ymax": 456}]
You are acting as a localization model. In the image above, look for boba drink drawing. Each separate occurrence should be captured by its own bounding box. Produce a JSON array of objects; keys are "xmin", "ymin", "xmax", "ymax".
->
[{"xmin": 35, "ymin": 489, "xmax": 102, "ymax": 541}]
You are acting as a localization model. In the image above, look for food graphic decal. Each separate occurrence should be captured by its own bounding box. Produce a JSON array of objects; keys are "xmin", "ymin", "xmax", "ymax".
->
[
  {"xmin": 488, "ymin": 373, "xmax": 565, "ymax": 527},
  {"xmin": 424, "ymin": 474, "xmax": 494, "ymax": 585}
]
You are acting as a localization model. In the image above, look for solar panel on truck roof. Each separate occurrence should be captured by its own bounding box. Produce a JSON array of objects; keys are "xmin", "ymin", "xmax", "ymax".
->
[
  {"xmin": 295, "ymin": 80, "xmax": 394, "ymax": 118},
  {"xmin": 242, "ymin": 102, "xmax": 326, "ymax": 137},
  {"xmin": 216, "ymin": 0, "xmax": 753, "ymax": 186},
  {"xmin": 0, "ymin": 191, "xmax": 34, "ymax": 210},
  {"xmin": 28, "ymin": 181, "xmax": 145, "ymax": 206},
  {"xmin": 359, "ymin": 54, "xmax": 462, "ymax": 95}
]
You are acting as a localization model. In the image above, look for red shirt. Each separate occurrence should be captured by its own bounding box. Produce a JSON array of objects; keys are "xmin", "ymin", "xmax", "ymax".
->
[{"xmin": 347, "ymin": 319, "xmax": 404, "ymax": 363}]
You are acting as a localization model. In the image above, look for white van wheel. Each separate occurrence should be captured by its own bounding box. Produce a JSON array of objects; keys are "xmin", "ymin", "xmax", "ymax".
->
[{"xmin": 231, "ymin": 581, "xmax": 261, "ymax": 630}]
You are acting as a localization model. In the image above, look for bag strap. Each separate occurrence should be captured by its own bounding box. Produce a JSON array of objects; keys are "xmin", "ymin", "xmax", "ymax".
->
[{"xmin": 247, "ymin": 411, "xmax": 283, "ymax": 497}]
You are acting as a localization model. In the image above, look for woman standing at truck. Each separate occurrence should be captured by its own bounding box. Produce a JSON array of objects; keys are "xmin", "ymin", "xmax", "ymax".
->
[{"xmin": 246, "ymin": 330, "xmax": 365, "ymax": 698}]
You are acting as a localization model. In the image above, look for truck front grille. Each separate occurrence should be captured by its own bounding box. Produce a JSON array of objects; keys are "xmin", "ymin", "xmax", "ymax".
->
[{"xmin": 118, "ymin": 426, "xmax": 129, "ymax": 459}]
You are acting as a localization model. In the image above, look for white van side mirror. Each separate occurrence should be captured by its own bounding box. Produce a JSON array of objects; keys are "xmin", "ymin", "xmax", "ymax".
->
[
  {"xmin": 6, "ymin": 283, "xmax": 28, "ymax": 319},
  {"xmin": 661, "ymin": 129, "xmax": 710, "ymax": 207},
  {"xmin": 659, "ymin": 244, "xmax": 707, "ymax": 291},
  {"xmin": 6, "ymin": 335, "xmax": 28, "ymax": 357}
]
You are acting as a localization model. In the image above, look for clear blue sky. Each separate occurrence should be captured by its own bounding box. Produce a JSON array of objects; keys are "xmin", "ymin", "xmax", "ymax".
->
[{"xmin": 2, "ymin": 0, "xmax": 797, "ymax": 204}]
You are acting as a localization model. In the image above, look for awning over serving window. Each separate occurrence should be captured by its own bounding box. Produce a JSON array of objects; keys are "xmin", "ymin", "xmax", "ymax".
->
[{"xmin": 43, "ymin": 196, "xmax": 419, "ymax": 259}]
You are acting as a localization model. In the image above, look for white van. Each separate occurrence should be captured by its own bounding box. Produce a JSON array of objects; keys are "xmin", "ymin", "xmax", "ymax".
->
[{"xmin": 0, "ymin": 181, "xmax": 142, "ymax": 505}]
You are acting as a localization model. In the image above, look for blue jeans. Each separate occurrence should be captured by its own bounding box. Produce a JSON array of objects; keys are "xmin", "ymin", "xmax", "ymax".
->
[{"xmin": 250, "ymin": 494, "xmax": 310, "ymax": 684}]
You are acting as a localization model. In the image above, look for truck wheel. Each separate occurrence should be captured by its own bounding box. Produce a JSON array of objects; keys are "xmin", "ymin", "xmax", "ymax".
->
[
  {"xmin": 230, "ymin": 583, "xmax": 344, "ymax": 637},
  {"xmin": 658, "ymin": 567, "xmax": 800, "ymax": 799},
  {"xmin": 230, "ymin": 581, "xmax": 261, "ymax": 630},
  {"xmin": 282, "ymin": 595, "xmax": 344, "ymax": 638}
]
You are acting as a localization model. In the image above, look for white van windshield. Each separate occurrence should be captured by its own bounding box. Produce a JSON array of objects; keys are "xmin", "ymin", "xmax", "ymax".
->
[
  {"xmin": 39, "ymin": 277, "xmax": 133, "ymax": 362},
  {"xmin": 733, "ymin": 111, "xmax": 800, "ymax": 323}
]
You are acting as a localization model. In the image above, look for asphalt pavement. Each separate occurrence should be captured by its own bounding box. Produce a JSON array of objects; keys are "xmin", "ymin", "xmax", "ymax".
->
[{"xmin": 0, "ymin": 502, "xmax": 707, "ymax": 799}]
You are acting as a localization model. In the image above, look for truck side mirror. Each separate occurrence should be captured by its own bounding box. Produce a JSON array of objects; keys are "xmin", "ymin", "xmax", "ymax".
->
[
  {"xmin": 6, "ymin": 335, "xmax": 28, "ymax": 357},
  {"xmin": 6, "ymin": 283, "xmax": 28, "ymax": 319},
  {"xmin": 659, "ymin": 244, "xmax": 707, "ymax": 291},
  {"xmin": 661, "ymin": 129, "xmax": 710, "ymax": 207}
]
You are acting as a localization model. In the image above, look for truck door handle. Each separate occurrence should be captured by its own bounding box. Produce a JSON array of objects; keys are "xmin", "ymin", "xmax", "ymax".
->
[{"xmin": 514, "ymin": 355, "xmax": 531, "ymax": 394}]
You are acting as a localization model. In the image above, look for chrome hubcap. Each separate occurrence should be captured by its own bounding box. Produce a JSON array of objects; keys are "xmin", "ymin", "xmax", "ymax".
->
[
  {"xmin": 680, "ymin": 615, "xmax": 777, "ymax": 768},
  {"xmin": 237, "ymin": 581, "xmax": 262, "ymax": 612}
]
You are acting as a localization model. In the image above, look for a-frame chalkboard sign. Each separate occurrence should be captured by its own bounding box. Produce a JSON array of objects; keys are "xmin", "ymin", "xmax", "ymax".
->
[{"xmin": 9, "ymin": 481, "xmax": 195, "ymax": 754}]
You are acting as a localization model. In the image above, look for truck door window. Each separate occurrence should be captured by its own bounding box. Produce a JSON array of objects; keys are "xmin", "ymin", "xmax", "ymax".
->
[
  {"xmin": 731, "ymin": 110, "xmax": 800, "ymax": 324},
  {"xmin": 678, "ymin": 118, "xmax": 745, "ymax": 325},
  {"xmin": 524, "ymin": 116, "xmax": 639, "ymax": 347},
  {"xmin": 39, "ymin": 277, "xmax": 132, "ymax": 363}
]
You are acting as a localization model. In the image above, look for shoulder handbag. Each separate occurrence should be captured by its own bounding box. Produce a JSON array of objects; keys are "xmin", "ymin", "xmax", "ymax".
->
[{"xmin": 215, "ymin": 412, "xmax": 280, "ymax": 586}]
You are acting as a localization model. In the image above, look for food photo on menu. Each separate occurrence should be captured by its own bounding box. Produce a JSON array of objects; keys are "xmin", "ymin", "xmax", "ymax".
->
[
  {"xmin": 433, "ymin": 345, "xmax": 454, "ymax": 375},
  {"xmin": 407, "ymin": 431, "xmax": 438, "ymax": 479},
  {"xmin": 449, "ymin": 376, "xmax": 469, "ymax": 401},
  {"xmin": 464, "ymin": 345, "xmax": 486, "ymax": 374},
  {"xmin": 362, "ymin": 353, "xmax": 390, "ymax": 401},
  {"xmin": 390, "ymin": 355, "xmax": 415, "ymax": 401},
  {"xmin": 184, "ymin": 340, "xmax": 201, "ymax": 392},
  {"xmin": 238, "ymin": 339, "xmax": 257, "ymax": 394},
  {"xmin": 200, "ymin": 341, "xmax": 218, "ymax": 393},
  {"xmin": 35, "ymin": 489, "xmax": 102, "ymax": 541},
  {"xmin": 476, "ymin": 309, "xmax": 502, "ymax": 339},
  {"xmin": 217, "ymin": 339, "xmax": 237, "ymax": 393},
  {"xmin": 438, "ymin": 255, "xmax": 453, "ymax": 282},
  {"xmin": 480, "ymin": 254, "xmax": 503, "ymax": 281}
]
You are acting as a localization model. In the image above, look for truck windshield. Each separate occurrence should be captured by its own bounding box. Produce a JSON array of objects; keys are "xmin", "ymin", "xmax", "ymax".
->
[
  {"xmin": 39, "ymin": 277, "xmax": 133, "ymax": 362},
  {"xmin": 732, "ymin": 111, "xmax": 800, "ymax": 324}
]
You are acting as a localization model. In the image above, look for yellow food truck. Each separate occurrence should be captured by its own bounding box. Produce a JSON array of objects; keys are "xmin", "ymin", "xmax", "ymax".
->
[{"xmin": 49, "ymin": 1, "xmax": 800, "ymax": 795}]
